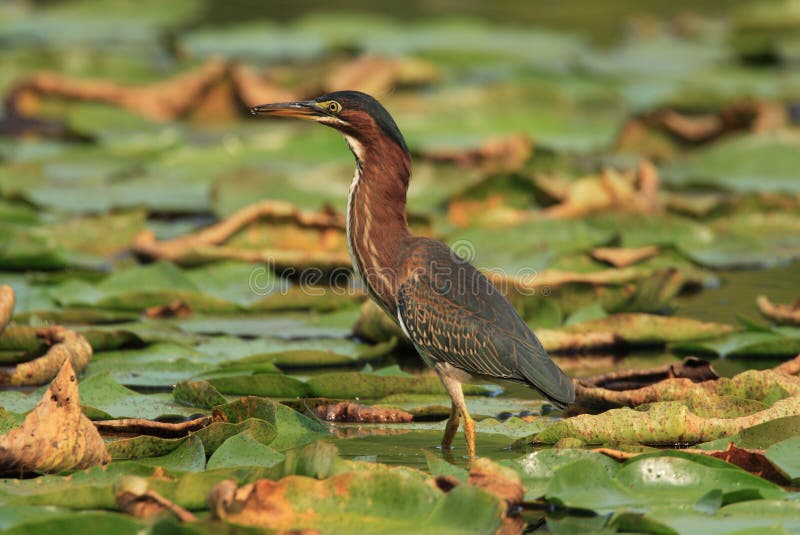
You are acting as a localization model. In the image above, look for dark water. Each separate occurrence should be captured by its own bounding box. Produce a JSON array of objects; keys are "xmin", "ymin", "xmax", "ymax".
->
[{"xmin": 675, "ymin": 264, "xmax": 799, "ymax": 326}]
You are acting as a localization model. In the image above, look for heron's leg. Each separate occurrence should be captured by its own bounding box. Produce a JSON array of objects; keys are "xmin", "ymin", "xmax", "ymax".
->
[
  {"xmin": 442, "ymin": 402, "xmax": 460, "ymax": 450},
  {"xmin": 436, "ymin": 369, "xmax": 476, "ymax": 461}
]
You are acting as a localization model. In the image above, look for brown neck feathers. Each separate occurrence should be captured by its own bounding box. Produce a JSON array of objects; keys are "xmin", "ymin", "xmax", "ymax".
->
[{"xmin": 345, "ymin": 131, "xmax": 412, "ymax": 315}]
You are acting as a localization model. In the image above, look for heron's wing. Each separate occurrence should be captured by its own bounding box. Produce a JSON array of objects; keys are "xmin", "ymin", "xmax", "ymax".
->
[{"xmin": 396, "ymin": 241, "xmax": 574, "ymax": 407}]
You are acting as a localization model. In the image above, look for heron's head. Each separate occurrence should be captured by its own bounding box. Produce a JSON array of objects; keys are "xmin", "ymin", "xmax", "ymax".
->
[{"xmin": 252, "ymin": 90, "xmax": 408, "ymax": 160}]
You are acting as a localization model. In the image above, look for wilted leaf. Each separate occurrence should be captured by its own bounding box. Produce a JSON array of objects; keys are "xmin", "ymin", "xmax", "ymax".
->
[
  {"xmin": 0, "ymin": 325, "xmax": 92, "ymax": 386},
  {"xmin": 0, "ymin": 360, "xmax": 109, "ymax": 474},
  {"xmin": 590, "ymin": 245, "xmax": 660, "ymax": 268},
  {"xmin": 526, "ymin": 394, "xmax": 800, "ymax": 445},
  {"xmin": 208, "ymin": 465, "xmax": 511, "ymax": 535},
  {"xmin": 115, "ymin": 475, "xmax": 197, "ymax": 521},
  {"xmin": 757, "ymin": 295, "xmax": 800, "ymax": 326},
  {"xmin": 313, "ymin": 402, "xmax": 413, "ymax": 423}
]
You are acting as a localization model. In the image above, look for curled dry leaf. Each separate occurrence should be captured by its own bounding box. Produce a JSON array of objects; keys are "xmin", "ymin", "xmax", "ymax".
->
[
  {"xmin": 95, "ymin": 416, "xmax": 212, "ymax": 439},
  {"xmin": 575, "ymin": 366, "xmax": 799, "ymax": 409},
  {"xmin": 324, "ymin": 54, "xmax": 440, "ymax": 95},
  {"xmin": 325, "ymin": 54, "xmax": 401, "ymax": 96},
  {"xmin": 421, "ymin": 134, "xmax": 533, "ymax": 173},
  {"xmin": 0, "ymin": 359, "xmax": 110, "ymax": 474},
  {"xmin": 527, "ymin": 364, "xmax": 800, "ymax": 445},
  {"xmin": 313, "ymin": 402, "xmax": 413, "ymax": 423},
  {"xmin": 487, "ymin": 266, "xmax": 672, "ymax": 292},
  {"xmin": 0, "ymin": 284, "xmax": 14, "ymax": 334},
  {"xmin": 530, "ymin": 387, "xmax": 800, "ymax": 446},
  {"xmin": 4, "ymin": 58, "xmax": 299, "ymax": 126},
  {"xmin": 579, "ymin": 356, "xmax": 718, "ymax": 391},
  {"xmin": 144, "ymin": 300, "xmax": 193, "ymax": 319},
  {"xmin": 540, "ymin": 313, "xmax": 732, "ymax": 355},
  {"xmin": 0, "ymin": 325, "xmax": 92, "ymax": 386},
  {"xmin": 468, "ymin": 458, "xmax": 524, "ymax": 504},
  {"xmin": 133, "ymin": 200, "xmax": 350, "ymax": 270},
  {"xmin": 116, "ymin": 475, "xmax": 197, "ymax": 521},
  {"xmin": 615, "ymin": 100, "xmax": 778, "ymax": 153},
  {"xmin": 590, "ymin": 245, "xmax": 660, "ymax": 268},
  {"xmin": 757, "ymin": 295, "xmax": 800, "ymax": 326},
  {"xmin": 775, "ymin": 354, "xmax": 800, "ymax": 376},
  {"xmin": 540, "ymin": 162, "xmax": 661, "ymax": 219}
]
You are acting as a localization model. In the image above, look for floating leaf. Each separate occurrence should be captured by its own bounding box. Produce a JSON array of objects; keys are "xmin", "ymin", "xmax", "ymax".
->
[
  {"xmin": 673, "ymin": 327, "xmax": 800, "ymax": 358},
  {"xmin": 206, "ymin": 431, "xmax": 285, "ymax": 469}
]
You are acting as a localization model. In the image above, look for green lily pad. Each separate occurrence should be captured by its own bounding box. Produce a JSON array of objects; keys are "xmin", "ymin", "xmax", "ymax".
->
[
  {"xmin": 208, "ymin": 373, "xmax": 311, "ymax": 398},
  {"xmin": 173, "ymin": 380, "xmax": 228, "ymax": 409},
  {"xmin": 673, "ymin": 327, "xmax": 800, "ymax": 357},
  {"xmin": 503, "ymin": 448, "xmax": 619, "ymax": 500},
  {"xmin": 698, "ymin": 415, "xmax": 800, "ymax": 451},
  {"xmin": 193, "ymin": 419, "xmax": 278, "ymax": 455},
  {"xmin": 0, "ymin": 509, "xmax": 146, "ymax": 535},
  {"xmin": 546, "ymin": 452, "xmax": 784, "ymax": 514},
  {"xmin": 129, "ymin": 435, "xmax": 206, "ymax": 472},
  {"xmin": 206, "ymin": 431, "xmax": 285, "ymax": 469},
  {"xmin": 764, "ymin": 436, "xmax": 800, "ymax": 484},
  {"xmin": 664, "ymin": 132, "xmax": 800, "ymax": 194},
  {"xmin": 79, "ymin": 372, "xmax": 199, "ymax": 419},
  {"xmin": 627, "ymin": 500, "xmax": 800, "ymax": 535}
]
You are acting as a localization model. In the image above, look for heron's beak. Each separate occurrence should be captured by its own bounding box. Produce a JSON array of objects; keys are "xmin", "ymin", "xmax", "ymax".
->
[{"xmin": 250, "ymin": 100, "xmax": 319, "ymax": 120}]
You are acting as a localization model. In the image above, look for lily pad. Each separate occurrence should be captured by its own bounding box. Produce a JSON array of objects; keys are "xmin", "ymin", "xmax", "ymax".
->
[
  {"xmin": 206, "ymin": 431, "xmax": 285, "ymax": 469},
  {"xmin": 673, "ymin": 327, "xmax": 800, "ymax": 358}
]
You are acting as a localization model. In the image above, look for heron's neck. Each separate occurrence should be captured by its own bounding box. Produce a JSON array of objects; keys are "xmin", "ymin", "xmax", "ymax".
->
[{"xmin": 344, "ymin": 135, "xmax": 412, "ymax": 313}]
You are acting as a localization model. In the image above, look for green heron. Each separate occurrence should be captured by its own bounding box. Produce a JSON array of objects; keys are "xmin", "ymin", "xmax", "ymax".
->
[{"xmin": 252, "ymin": 91, "xmax": 574, "ymax": 459}]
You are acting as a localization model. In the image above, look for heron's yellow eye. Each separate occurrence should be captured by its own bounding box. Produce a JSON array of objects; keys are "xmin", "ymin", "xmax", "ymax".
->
[{"xmin": 327, "ymin": 101, "xmax": 342, "ymax": 114}]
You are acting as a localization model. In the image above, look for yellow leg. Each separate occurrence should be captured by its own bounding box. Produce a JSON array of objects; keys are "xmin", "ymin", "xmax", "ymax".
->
[
  {"xmin": 436, "ymin": 365, "xmax": 477, "ymax": 462},
  {"xmin": 442, "ymin": 403, "xmax": 460, "ymax": 450},
  {"xmin": 463, "ymin": 412, "xmax": 476, "ymax": 461}
]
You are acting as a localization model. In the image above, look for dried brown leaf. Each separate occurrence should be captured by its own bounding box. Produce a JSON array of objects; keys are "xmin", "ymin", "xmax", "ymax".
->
[
  {"xmin": 0, "ymin": 285, "xmax": 14, "ymax": 334},
  {"xmin": 116, "ymin": 475, "xmax": 197, "ymax": 521},
  {"xmin": 0, "ymin": 326, "xmax": 92, "ymax": 386},
  {"xmin": 757, "ymin": 295, "xmax": 800, "ymax": 326},
  {"xmin": 0, "ymin": 359, "xmax": 109, "ymax": 474},
  {"xmin": 133, "ymin": 200, "xmax": 349, "ymax": 269},
  {"xmin": 95, "ymin": 416, "xmax": 212, "ymax": 439},
  {"xmin": 775, "ymin": 354, "xmax": 800, "ymax": 376},
  {"xmin": 144, "ymin": 300, "xmax": 193, "ymax": 319},
  {"xmin": 324, "ymin": 55, "xmax": 400, "ymax": 96},
  {"xmin": 313, "ymin": 402, "xmax": 412, "ymax": 423},
  {"xmin": 590, "ymin": 245, "xmax": 660, "ymax": 268},
  {"xmin": 422, "ymin": 134, "xmax": 533, "ymax": 173},
  {"xmin": 580, "ymin": 356, "xmax": 718, "ymax": 391},
  {"xmin": 541, "ymin": 165, "xmax": 661, "ymax": 219},
  {"xmin": 468, "ymin": 458, "xmax": 524, "ymax": 504},
  {"xmin": 4, "ymin": 59, "xmax": 301, "ymax": 127}
]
